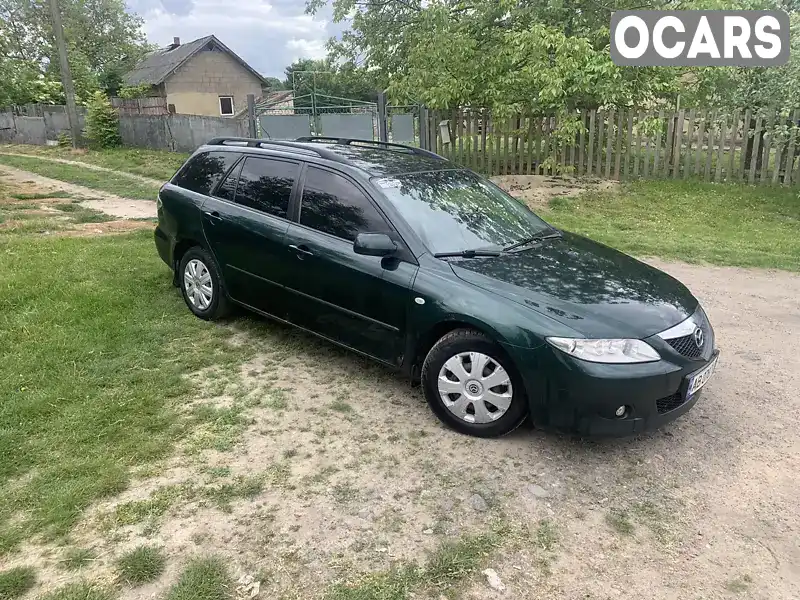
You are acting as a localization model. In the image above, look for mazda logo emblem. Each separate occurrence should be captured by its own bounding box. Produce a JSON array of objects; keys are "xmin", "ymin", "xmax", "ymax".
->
[{"xmin": 693, "ymin": 327, "xmax": 704, "ymax": 349}]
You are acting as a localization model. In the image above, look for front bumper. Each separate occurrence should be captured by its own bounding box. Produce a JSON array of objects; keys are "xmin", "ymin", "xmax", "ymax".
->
[{"xmin": 505, "ymin": 342, "xmax": 719, "ymax": 437}]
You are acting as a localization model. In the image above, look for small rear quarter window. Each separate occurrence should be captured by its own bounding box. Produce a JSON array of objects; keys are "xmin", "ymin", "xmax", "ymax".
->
[{"xmin": 172, "ymin": 151, "xmax": 239, "ymax": 195}]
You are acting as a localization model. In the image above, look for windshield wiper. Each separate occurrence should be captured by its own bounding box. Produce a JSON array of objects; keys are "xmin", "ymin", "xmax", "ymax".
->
[
  {"xmin": 502, "ymin": 230, "xmax": 562, "ymax": 252},
  {"xmin": 433, "ymin": 249, "xmax": 502, "ymax": 259}
]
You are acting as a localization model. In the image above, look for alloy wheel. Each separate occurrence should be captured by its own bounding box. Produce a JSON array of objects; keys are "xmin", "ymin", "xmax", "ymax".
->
[{"xmin": 437, "ymin": 351, "xmax": 513, "ymax": 424}]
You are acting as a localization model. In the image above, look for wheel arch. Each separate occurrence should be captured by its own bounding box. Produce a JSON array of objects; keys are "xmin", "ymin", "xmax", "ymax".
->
[
  {"xmin": 171, "ymin": 238, "xmax": 208, "ymax": 286},
  {"xmin": 410, "ymin": 316, "xmax": 510, "ymax": 379}
]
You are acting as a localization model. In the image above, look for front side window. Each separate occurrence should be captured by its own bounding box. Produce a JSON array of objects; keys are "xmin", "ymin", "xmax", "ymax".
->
[
  {"xmin": 215, "ymin": 159, "xmax": 243, "ymax": 201},
  {"xmin": 375, "ymin": 170, "xmax": 550, "ymax": 255},
  {"xmin": 171, "ymin": 151, "xmax": 239, "ymax": 195},
  {"xmin": 300, "ymin": 167, "xmax": 391, "ymax": 241},
  {"xmin": 219, "ymin": 96, "xmax": 234, "ymax": 116},
  {"xmin": 233, "ymin": 157, "xmax": 297, "ymax": 219}
]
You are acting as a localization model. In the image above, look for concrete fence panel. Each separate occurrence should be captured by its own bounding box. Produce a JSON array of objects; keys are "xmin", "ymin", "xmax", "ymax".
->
[
  {"xmin": 0, "ymin": 111, "xmax": 15, "ymax": 142},
  {"xmin": 13, "ymin": 117, "xmax": 47, "ymax": 145}
]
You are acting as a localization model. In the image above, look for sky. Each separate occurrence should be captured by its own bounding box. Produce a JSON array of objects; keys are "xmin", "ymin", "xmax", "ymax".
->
[{"xmin": 125, "ymin": 0, "xmax": 344, "ymax": 80}]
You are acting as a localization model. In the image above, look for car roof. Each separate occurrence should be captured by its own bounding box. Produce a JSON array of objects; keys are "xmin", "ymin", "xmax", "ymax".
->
[{"xmin": 199, "ymin": 137, "xmax": 453, "ymax": 177}]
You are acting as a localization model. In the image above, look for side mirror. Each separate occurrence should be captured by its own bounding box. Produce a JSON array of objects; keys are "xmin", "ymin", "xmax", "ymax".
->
[{"xmin": 353, "ymin": 233, "xmax": 397, "ymax": 257}]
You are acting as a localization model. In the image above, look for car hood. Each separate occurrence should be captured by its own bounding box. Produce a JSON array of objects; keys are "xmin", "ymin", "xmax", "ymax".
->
[{"xmin": 449, "ymin": 231, "xmax": 697, "ymax": 339}]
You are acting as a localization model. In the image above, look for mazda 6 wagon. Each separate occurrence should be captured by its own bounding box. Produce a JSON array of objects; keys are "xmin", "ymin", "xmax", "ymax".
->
[{"xmin": 154, "ymin": 136, "xmax": 719, "ymax": 438}]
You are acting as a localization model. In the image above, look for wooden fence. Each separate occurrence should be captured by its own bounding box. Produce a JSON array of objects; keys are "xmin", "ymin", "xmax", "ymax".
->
[
  {"xmin": 110, "ymin": 96, "xmax": 169, "ymax": 116},
  {"xmin": 425, "ymin": 108, "xmax": 800, "ymax": 185}
]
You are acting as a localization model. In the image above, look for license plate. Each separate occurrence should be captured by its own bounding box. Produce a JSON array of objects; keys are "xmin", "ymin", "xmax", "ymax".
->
[{"xmin": 688, "ymin": 356, "xmax": 718, "ymax": 397}]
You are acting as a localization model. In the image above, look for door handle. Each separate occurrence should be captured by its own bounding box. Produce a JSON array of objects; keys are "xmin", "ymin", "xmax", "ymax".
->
[
  {"xmin": 288, "ymin": 244, "xmax": 314, "ymax": 258},
  {"xmin": 203, "ymin": 210, "xmax": 223, "ymax": 224}
]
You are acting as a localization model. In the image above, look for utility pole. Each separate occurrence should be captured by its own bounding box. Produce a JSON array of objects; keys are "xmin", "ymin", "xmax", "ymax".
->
[{"xmin": 48, "ymin": 0, "xmax": 81, "ymax": 147}]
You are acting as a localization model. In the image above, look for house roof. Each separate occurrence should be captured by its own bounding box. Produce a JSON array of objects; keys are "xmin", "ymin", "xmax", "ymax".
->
[{"xmin": 123, "ymin": 35, "xmax": 267, "ymax": 87}]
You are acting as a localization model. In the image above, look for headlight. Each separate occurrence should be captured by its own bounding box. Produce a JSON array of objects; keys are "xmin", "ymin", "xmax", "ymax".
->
[{"xmin": 546, "ymin": 337, "xmax": 660, "ymax": 363}]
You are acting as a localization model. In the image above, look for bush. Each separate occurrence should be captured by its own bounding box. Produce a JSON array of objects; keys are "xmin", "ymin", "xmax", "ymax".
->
[{"xmin": 84, "ymin": 91, "xmax": 121, "ymax": 149}]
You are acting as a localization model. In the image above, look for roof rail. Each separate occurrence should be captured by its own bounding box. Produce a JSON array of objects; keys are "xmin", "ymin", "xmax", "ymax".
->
[
  {"xmin": 204, "ymin": 137, "xmax": 348, "ymax": 163},
  {"xmin": 294, "ymin": 136, "xmax": 448, "ymax": 161}
]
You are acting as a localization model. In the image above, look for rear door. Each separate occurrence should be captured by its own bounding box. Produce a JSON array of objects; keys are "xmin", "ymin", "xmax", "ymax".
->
[
  {"xmin": 201, "ymin": 155, "xmax": 300, "ymax": 318},
  {"xmin": 283, "ymin": 165, "xmax": 417, "ymax": 363}
]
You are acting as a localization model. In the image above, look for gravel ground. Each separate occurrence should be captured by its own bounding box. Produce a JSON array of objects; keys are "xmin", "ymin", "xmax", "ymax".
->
[{"xmin": 7, "ymin": 258, "xmax": 791, "ymax": 600}]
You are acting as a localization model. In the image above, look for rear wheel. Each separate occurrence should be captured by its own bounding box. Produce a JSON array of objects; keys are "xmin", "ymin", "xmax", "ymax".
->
[
  {"xmin": 421, "ymin": 328, "xmax": 528, "ymax": 437},
  {"xmin": 178, "ymin": 247, "xmax": 230, "ymax": 320}
]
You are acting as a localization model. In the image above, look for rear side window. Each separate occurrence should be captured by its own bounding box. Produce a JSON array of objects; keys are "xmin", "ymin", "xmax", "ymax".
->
[
  {"xmin": 234, "ymin": 157, "xmax": 297, "ymax": 219},
  {"xmin": 172, "ymin": 151, "xmax": 239, "ymax": 195},
  {"xmin": 299, "ymin": 167, "xmax": 391, "ymax": 241}
]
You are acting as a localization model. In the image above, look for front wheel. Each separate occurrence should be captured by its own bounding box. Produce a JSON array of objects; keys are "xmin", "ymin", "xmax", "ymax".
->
[{"xmin": 421, "ymin": 329, "xmax": 528, "ymax": 437}]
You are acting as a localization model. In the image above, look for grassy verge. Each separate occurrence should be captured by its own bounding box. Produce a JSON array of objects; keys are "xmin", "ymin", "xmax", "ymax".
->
[
  {"xmin": 540, "ymin": 180, "xmax": 800, "ymax": 271},
  {"xmin": 0, "ymin": 230, "xmax": 251, "ymax": 554},
  {"xmin": 0, "ymin": 145, "xmax": 188, "ymax": 182},
  {"xmin": 0, "ymin": 154, "xmax": 162, "ymax": 200}
]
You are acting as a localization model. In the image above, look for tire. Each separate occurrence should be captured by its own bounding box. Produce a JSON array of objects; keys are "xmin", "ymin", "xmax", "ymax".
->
[
  {"xmin": 178, "ymin": 246, "xmax": 230, "ymax": 320},
  {"xmin": 421, "ymin": 328, "xmax": 528, "ymax": 438}
]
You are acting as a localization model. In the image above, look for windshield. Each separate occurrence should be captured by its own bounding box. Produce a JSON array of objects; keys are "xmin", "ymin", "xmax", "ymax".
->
[{"xmin": 374, "ymin": 170, "xmax": 551, "ymax": 255}]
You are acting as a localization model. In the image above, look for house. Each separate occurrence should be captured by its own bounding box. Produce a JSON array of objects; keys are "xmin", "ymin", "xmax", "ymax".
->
[{"xmin": 123, "ymin": 35, "xmax": 266, "ymax": 117}]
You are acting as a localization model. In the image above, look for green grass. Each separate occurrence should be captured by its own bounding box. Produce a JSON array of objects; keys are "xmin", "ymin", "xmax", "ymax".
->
[
  {"xmin": 0, "ymin": 154, "xmax": 161, "ymax": 200},
  {"xmin": 605, "ymin": 510, "xmax": 635, "ymax": 536},
  {"xmin": 60, "ymin": 548, "xmax": 95, "ymax": 571},
  {"xmin": 202, "ymin": 475, "xmax": 264, "ymax": 512},
  {"xmin": 540, "ymin": 180, "xmax": 800, "ymax": 271},
  {"xmin": 0, "ymin": 145, "xmax": 188, "ymax": 181},
  {"xmin": 0, "ymin": 230, "xmax": 253, "ymax": 554},
  {"xmin": 165, "ymin": 557, "xmax": 232, "ymax": 600},
  {"xmin": 116, "ymin": 545, "xmax": 166, "ymax": 585},
  {"xmin": 0, "ymin": 566, "xmax": 36, "ymax": 599},
  {"xmin": 37, "ymin": 582, "xmax": 112, "ymax": 600},
  {"xmin": 51, "ymin": 203, "xmax": 114, "ymax": 224},
  {"xmin": 534, "ymin": 519, "xmax": 558, "ymax": 552},
  {"xmin": 326, "ymin": 522, "xmax": 510, "ymax": 599}
]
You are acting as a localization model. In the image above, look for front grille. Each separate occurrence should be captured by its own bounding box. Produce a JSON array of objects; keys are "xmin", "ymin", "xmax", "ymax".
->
[
  {"xmin": 665, "ymin": 334, "xmax": 704, "ymax": 359},
  {"xmin": 656, "ymin": 392, "xmax": 685, "ymax": 414}
]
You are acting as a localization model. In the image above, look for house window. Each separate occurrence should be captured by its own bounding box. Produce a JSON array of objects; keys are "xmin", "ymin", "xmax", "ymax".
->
[{"xmin": 219, "ymin": 96, "xmax": 234, "ymax": 116}]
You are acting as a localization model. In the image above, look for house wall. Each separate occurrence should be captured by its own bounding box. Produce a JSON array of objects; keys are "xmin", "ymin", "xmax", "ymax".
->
[{"xmin": 164, "ymin": 49, "xmax": 262, "ymax": 117}]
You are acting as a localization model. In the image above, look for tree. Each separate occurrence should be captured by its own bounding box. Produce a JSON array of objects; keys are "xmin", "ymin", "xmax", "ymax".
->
[
  {"xmin": 84, "ymin": 90, "xmax": 120, "ymax": 148},
  {"xmin": 283, "ymin": 57, "xmax": 377, "ymax": 109},
  {"xmin": 263, "ymin": 76, "xmax": 284, "ymax": 91},
  {"xmin": 308, "ymin": 0, "xmax": 799, "ymax": 113},
  {"xmin": 0, "ymin": 0, "xmax": 150, "ymax": 105}
]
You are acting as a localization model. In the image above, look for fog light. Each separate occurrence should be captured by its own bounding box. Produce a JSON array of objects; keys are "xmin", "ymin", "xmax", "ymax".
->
[{"xmin": 615, "ymin": 405, "xmax": 628, "ymax": 418}]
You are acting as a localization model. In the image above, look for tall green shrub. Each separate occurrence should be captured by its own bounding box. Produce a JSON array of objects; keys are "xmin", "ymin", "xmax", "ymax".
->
[{"xmin": 84, "ymin": 91, "xmax": 121, "ymax": 148}]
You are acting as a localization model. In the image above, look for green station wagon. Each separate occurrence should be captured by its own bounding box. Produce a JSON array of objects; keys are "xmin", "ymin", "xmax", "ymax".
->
[{"xmin": 155, "ymin": 136, "xmax": 719, "ymax": 438}]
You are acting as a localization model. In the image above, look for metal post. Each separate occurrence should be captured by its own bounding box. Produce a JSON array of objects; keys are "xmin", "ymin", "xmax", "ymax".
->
[
  {"xmin": 311, "ymin": 72, "xmax": 317, "ymax": 136},
  {"xmin": 48, "ymin": 0, "xmax": 81, "ymax": 147},
  {"xmin": 419, "ymin": 105, "xmax": 429, "ymax": 150},
  {"xmin": 247, "ymin": 94, "xmax": 257, "ymax": 138},
  {"xmin": 377, "ymin": 91, "xmax": 388, "ymax": 142}
]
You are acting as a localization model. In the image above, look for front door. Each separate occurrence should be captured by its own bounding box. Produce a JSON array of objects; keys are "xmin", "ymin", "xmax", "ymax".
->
[
  {"xmin": 282, "ymin": 166, "xmax": 416, "ymax": 363},
  {"xmin": 202, "ymin": 155, "xmax": 299, "ymax": 319}
]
